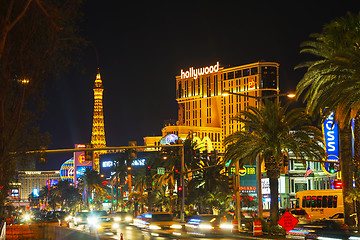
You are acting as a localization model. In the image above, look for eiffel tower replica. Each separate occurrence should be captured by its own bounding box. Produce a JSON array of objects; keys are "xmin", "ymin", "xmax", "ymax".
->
[{"xmin": 91, "ymin": 69, "xmax": 107, "ymax": 172}]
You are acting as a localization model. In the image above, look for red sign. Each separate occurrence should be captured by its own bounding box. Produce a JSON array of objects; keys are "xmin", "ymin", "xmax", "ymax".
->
[{"xmin": 278, "ymin": 211, "xmax": 299, "ymax": 232}]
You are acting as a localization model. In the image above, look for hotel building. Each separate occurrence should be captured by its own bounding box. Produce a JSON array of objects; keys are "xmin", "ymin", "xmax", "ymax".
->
[
  {"xmin": 143, "ymin": 61, "xmax": 336, "ymax": 209},
  {"xmin": 8, "ymin": 170, "xmax": 61, "ymax": 208},
  {"xmin": 145, "ymin": 61, "xmax": 279, "ymax": 153}
]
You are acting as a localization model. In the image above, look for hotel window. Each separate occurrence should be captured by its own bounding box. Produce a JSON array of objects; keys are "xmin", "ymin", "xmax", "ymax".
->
[
  {"xmin": 251, "ymin": 67, "xmax": 258, "ymax": 75},
  {"xmin": 243, "ymin": 69, "xmax": 250, "ymax": 77},
  {"xmin": 178, "ymin": 82, "xmax": 182, "ymax": 98},
  {"xmin": 197, "ymin": 79, "xmax": 200, "ymax": 95},
  {"xmin": 235, "ymin": 70, "xmax": 242, "ymax": 78},
  {"xmin": 191, "ymin": 80, "xmax": 195, "ymax": 96},
  {"xmin": 228, "ymin": 71, "xmax": 234, "ymax": 79}
]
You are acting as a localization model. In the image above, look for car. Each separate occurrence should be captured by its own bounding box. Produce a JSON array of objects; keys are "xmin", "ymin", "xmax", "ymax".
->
[
  {"xmin": 142, "ymin": 212, "xmax": 183, "ymax": 237},
  {"xmin": 303, "ymin": 219, "xmax": 353, "ymax": 240},
  {"xmin": 290, "ymin": 209, "xmax": 311, "ymax": 224},
  {"xmin": 110, "ymin": 211, "xmax": 133, "ymax": 225},
  {"xmin": 45, "ymin": 211, "xmax": 70, "ymax": 223},
  {"xmin": 329, "ymin": 213, "xmax": 345, "ymax": 224},
  {"xmin": 73, "ymin": 211, "xmax": 90, "ymax": 226},
  {"xmin": 185, "ymin": 214, "xmax": 233, "ymax": 237},
  {"xmin": 133, "ymin": 214, "xmax": 147, "ymax": 228},
  {"xmin": 87, "ymin": 215, "xmax": 118, "ymax": 235}
]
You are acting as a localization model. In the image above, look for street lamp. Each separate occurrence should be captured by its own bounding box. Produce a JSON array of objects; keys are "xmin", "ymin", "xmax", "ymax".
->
[
  {"xmin": 222, "ymin": 89, "xmax": 295, "ymax": 226},
  {"xmin": 221, "ymin": 89, "xmax": 296, "ymax": 99}
]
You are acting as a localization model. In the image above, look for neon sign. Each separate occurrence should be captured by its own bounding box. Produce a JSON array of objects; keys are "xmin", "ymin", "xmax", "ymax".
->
[
  {"xmin": 322, "ymin": 112, "xmax": 340, "ymax": 174},
  {"xmin": 102, "ymin": 161, "xmax": 113, "ymax": 168},
  {"xmin": 181, "ymin": 62, "xmax": 219, "ymax": 79}
]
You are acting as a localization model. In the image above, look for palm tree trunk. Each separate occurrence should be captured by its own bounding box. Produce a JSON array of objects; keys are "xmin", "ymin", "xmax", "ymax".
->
[
  {"xmin": 269, "ymin": 174, "xmax": 279, "ymax": 226},
  {"xmin": 340, "ymin": 124, "xmax": 355, "ymax": 226},
  {"xmin": 353, "ymin": 115, "xmax": 360, "ymax": 229}
]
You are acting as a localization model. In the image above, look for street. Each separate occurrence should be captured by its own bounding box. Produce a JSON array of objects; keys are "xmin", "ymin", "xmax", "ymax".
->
[{"xmin": 69, "ymin": 222, "xmax": 260, "ymax": 240}]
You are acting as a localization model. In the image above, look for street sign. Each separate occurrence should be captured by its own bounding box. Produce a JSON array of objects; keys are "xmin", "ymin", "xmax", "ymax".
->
[
  {"xmin": 278, "ymin": 211, "xmax": 299, "ymax": 232},
  {"xmin": 157, "ymin": 167, "xmax": 165, "ymax": 175}
]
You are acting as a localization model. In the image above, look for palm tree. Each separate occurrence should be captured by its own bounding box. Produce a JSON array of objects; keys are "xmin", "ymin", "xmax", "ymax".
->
[
  {"xmin": 187, "ymin": 149, "xmax": 230, "ymax": 214},
  {"xmin": 224, "ymin": 100, "xmax": 325, "ymax": 225},
  {"xmin": 296, "ymin": 12, "xmax": 360, "ymax": 225},
  {"xmin": 78, "ymin": 169, "xmax": 108, "ymax": 209}
]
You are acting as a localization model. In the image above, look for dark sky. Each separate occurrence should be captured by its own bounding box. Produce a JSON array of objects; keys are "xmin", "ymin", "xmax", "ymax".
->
[{"xmin": 37, "ymin": 1, "xmax": 360, "ymax": 170}]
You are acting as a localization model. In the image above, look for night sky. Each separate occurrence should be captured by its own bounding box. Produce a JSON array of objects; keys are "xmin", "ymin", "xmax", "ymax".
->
[{"xmin": 37, "ymin": 2, "xmax": 360, "ymax": 170}]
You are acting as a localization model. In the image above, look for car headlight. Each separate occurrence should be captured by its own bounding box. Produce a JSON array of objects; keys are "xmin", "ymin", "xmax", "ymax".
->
[
  {"xmin": 114, "ymin": 217, "xmax": 121, "ymax": 222},
  {"xmin": 220, "ymin": 223, "xmax": 233, "ymax": 229},
  {"xmin": 87, "ymin": 217, "xmax": 98, "ymax": 225},
  {"xmin": 75, "ymin": 217, "xmax": 82, "ymax": 222},
  {"xmin": 112, "ymin": 223, "xmax": 119, "ymax": 229},
  {"xmin": 170, "ymin": 224, "xmax": 182, "ymax": 229},
  {"xmin": 95, "ymin": 224, "xmax": 102, "ymax": 229},
  {"xmin": 23, "ymin": 214, "xmax": 31, "ymax": 221},
  {"xmin": 125, "ymin": 216, "xmax": 132, "ymax": 222},
  {"xmin": 65, "ymin": 216, "xmax": 71, "ymax": 221},
  {"xmin": 199, "ymin": 224, "xmax": 213, "ymax": 229},
  {"xmin": 149, "ymin": 224, "xmax": 161, "ymax": 230}
]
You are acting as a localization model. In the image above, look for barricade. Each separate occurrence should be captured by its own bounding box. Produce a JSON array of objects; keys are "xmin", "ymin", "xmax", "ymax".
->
[
  {"xmin": 232, "ymin": 219, "xmax": 238, "ymax": 233},
  {"xmin": 253, "ymin": 219, "xmax": 263, "ymax": 236}
]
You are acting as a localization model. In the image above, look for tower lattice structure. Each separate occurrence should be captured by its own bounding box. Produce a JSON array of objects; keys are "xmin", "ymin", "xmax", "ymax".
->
[{"xmin": 91, "ymin": 70, "xmax": 107, "ymax": 172}]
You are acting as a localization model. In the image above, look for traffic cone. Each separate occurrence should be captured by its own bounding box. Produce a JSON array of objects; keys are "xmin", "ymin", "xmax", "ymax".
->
[{"xmin": 253, "ymin": 219, "xmax": 263, "ymax": 236}]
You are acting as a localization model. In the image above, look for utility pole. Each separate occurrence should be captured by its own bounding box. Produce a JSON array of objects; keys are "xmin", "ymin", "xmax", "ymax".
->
[
  {"xmin": 235, "ymin": 161, "xmax": 241, "ymax": 231},
  {"xmin": 181, "ymin": 143, "xmax": 185, "ymax": 222}
]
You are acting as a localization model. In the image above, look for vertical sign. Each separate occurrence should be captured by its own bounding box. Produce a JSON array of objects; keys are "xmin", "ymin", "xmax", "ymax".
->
[
  {"xmin": 74, "ymin": 144, "xmax": 93, "ymax": 185},
  {"xmin": 322, "ymin": 112, "xmax": 340, "ymax": 174}
]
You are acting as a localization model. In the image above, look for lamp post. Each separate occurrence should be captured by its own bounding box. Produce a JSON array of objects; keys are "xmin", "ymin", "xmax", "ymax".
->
[{"xmin": 222, "ymin": 89, "xmax": 295, "ymax": 223}]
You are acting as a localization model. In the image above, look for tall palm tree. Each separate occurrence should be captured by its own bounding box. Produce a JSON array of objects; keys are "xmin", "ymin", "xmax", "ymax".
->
[
  {"xmin": 78, "ymin": 169, "xmax": 108, "ymax": 209},
  {"xmin": 187, "ymin": 149, "xmax": 230, "ymax": 213},
  {"xmin": 296, "ymin": 12, "xmax": 360, "ymax": 225},
  {"xmin": 224, "ymin": 100, "xmax": 325, "ymax": 225}
]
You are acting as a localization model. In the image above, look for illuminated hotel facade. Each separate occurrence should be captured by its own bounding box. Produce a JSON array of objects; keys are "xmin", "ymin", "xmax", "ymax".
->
[
  {"xmin": 145, "ymin": 61, "xmax": 279, "ymax": 153},
  {"xmin": 143, "ymin": 61, "xmax": 336, "ymax": 209}
]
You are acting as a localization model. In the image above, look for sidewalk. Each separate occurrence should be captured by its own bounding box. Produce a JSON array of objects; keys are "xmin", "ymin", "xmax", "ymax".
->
[{"xmin": 231, "ymin": 230, "xmax": 288, "ymax": 240}]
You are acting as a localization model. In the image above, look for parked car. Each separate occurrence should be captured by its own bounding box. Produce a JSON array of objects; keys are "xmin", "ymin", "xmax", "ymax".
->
[
  {"xmin": 73, "ymin": 211, "xmax": 90, "ymax": 226},
  {"xmin": 142, "ymin": 212, "xmax": 183, "ymax": 237},
  {"xmin": 185, "ymin": 214, "xmax": 232, "ymax": 237},
  {"xmin": 290, "ymin": 209, "xmax": 311, "ymax": 224},
  {"xmin": 110, "ymin": 211, "xmax": 133, "ymax": 225}
]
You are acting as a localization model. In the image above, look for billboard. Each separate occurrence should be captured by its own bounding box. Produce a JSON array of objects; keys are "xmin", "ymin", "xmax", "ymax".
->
[
  {"xmin": 322, "ymin": 112, "xmax": 340, "ymax": 174},
  {"xmin": 74, "ymin": 144, "xmax": 92, "ymax": 184}
]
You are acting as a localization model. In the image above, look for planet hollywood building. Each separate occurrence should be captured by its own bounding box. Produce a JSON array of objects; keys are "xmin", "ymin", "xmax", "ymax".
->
[{"xmin": 143, "ymin": 61, "xmax": 337, "ymax": 210}]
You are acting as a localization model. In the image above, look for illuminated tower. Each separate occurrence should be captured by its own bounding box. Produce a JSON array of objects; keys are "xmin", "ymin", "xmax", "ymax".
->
[{"xmin": 91, "ymin": 69, "xmax": 107, "ymax": 172}]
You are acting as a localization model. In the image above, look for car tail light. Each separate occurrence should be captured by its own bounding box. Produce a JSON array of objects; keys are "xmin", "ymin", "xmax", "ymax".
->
[{"xmin": 307, "ymin": 214, "xmax": 311, "ymax": 219}]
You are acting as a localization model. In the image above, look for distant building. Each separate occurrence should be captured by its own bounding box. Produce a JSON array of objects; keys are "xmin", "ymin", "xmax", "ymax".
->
[{"xmin": 8, "ymin": 170, "xmax": 60, "ymax": 209}]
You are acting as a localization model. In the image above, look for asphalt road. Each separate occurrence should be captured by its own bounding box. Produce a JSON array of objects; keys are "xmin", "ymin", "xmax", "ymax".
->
[{"xmin": 69, "ymin": 222, "xmax": 256, "ymax": 240}]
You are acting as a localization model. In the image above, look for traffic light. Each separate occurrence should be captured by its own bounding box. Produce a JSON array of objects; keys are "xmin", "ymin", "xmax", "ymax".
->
[
  {"xmin": 178, "ymin": 186, "xmax": 183, "ymax": 192},
  {"xmin": 283, "ymin": 154, "xmax": 288, "ymax": 167},
  {"xmin": 329, "ymin": 163, "xmax": 335, "ymax": 173},
  {"xmin": 228, "ymin": 175, "xmax": 235, "ymax": 190},
  {"xmin": 146, "ymin": 165, "xmax": 151, "ymax": 176},
  {"xmin": 194, "ymin": 149, "xmax": 200, "ymax": 161},
  {"xmin": 174, "ymin": 169, "xmax": 180, "ymax": 180},
  {"xmin": 85, "ymin": 144, "xmax": 93, "ymax": 161},
  {"xmin": 128, "ymin": 141, "xmax": 137, "ymax": 160}
]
